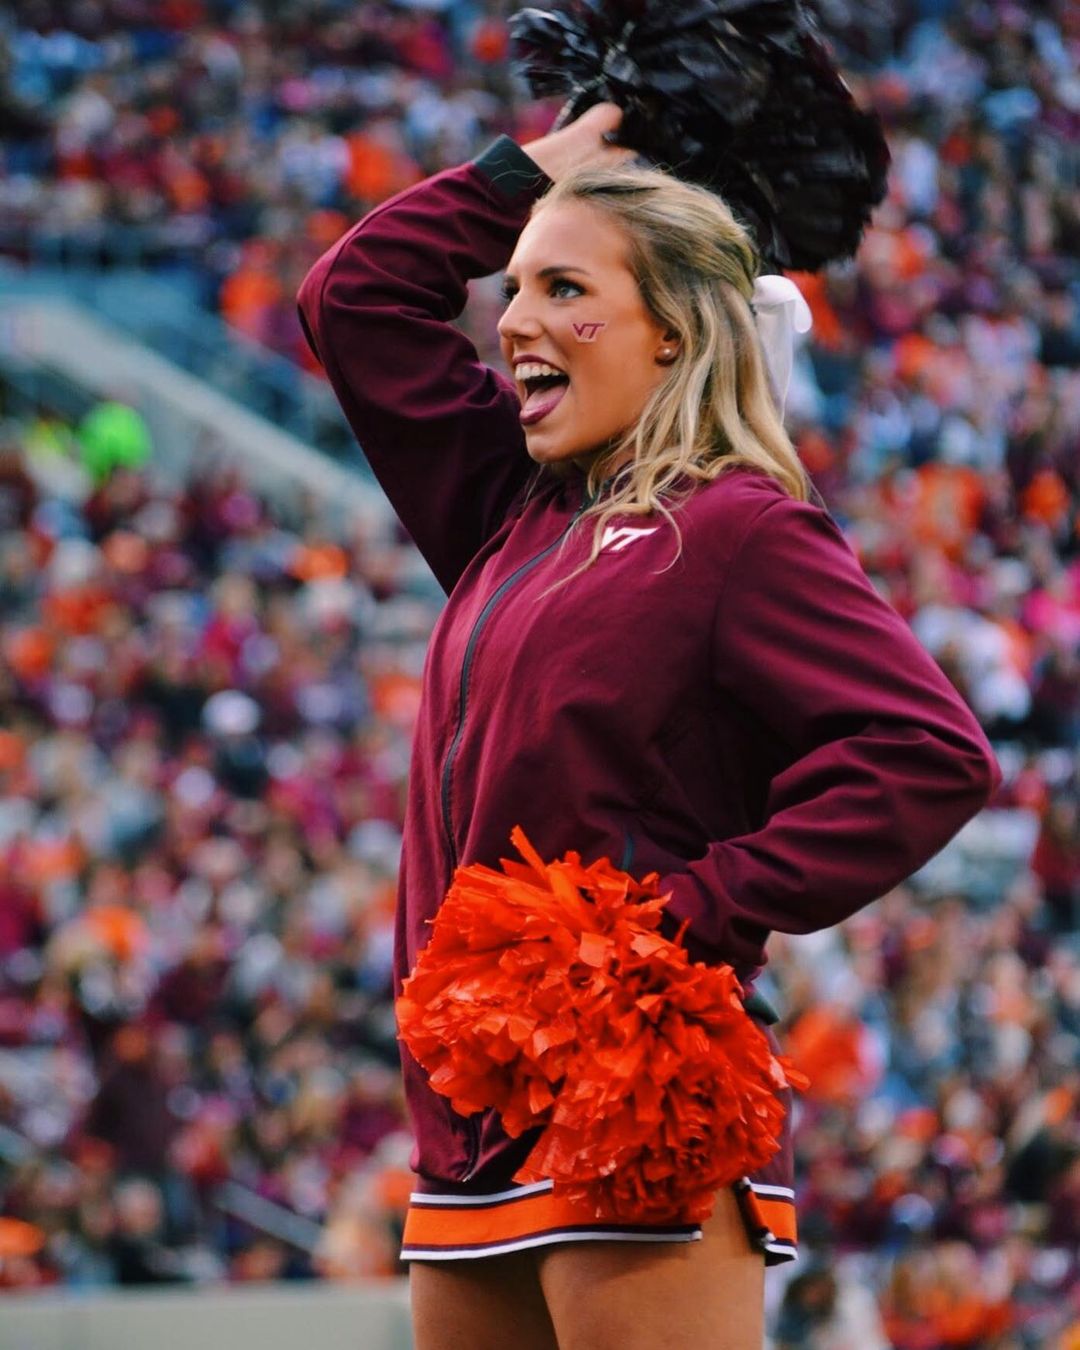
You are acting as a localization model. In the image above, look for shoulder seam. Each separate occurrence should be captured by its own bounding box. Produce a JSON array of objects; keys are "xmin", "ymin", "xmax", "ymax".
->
[{"xmin": 710, "ymin": 494, "xmax": 795, "ymax": 633}]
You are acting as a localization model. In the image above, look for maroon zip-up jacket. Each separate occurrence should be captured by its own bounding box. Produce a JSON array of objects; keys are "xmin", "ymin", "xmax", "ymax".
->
[{"xmin": 297, "ymin": 135, "xmax": 1002, "ymax": 1191}]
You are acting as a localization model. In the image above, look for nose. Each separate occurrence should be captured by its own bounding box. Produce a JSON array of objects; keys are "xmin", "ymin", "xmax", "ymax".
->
[{"xmin": 496, "ymin": 288, "xmax": 543, "ymax": 345}]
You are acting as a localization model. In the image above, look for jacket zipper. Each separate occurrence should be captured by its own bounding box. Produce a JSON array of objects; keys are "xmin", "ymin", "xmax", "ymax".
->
[
  {"xmin": 439, "ymin": 495, "xmax": 590, "ymax": 871},
  {"xmin": 439, "ymin": 492, "xmax": 591, "ymax": 1182}
]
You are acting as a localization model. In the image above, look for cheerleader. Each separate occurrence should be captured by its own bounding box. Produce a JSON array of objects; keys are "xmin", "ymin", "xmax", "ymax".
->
[{"xmin": 298, "ymin": 101, "xmax": 1000, "ymax": 1349}]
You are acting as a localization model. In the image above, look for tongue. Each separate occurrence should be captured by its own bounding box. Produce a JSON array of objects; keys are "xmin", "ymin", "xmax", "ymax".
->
[{"xmin": 524, "ymin": 379, "xmax": 568, "ymax": 415}]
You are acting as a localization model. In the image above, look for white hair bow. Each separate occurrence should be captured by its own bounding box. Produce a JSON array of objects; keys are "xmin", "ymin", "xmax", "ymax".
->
[{"xmin": 751, "ymin": 274, "xmax": 813, "ymax": 420}]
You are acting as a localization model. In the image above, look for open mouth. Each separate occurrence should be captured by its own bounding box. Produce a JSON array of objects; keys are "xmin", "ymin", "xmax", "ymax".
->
[{"xmin": 517, "ymin": 366, "xmax": 571, "ymax": 426}]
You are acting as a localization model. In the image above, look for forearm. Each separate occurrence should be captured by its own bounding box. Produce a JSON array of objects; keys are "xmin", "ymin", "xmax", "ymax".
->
[
  {"xmin": 663, "ymin": 717, "xmax": 998, "ymax": 969},
  {"xmin": 664, "ymin": 491, "xmax": 1001, "ymax": 972},
  {"xmin": 298, "ymin": 105, "xmax": 631, "ymax": 371},
  {"xmin": 295, "ymin": 139, "xmax": 551, "ymax": 591},
  {"xmin": 297, "ymin": 138, "xmax": 547, "ymax": 368}
]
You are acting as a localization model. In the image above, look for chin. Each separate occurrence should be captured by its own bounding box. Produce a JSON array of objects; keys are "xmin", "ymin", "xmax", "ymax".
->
[
  {"xmin": 525, "ymin": 439, "xmax": 580, "ymax": 467},
  {"xmin": 526, "ymin": 432, "xmax": 611, "ymax": 469}
]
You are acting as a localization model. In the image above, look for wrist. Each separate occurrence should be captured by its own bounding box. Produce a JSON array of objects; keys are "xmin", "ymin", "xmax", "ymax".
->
[
  {"xmin": 520, "ymin": 132, "xmax": 575, "ymax": 184},
  {"xmin": 471, "ymin": 135, "xmax": 552, "ymax": 201}
]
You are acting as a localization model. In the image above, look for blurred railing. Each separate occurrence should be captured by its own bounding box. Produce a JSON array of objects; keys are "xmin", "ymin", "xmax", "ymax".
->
[
  {"xmin": 0, "ymin": 261, "xmax": 361, "ymax": 472},
  {"xmin": 0, "ymin": 221, "xmax": 201, "ymax": 274},
  {"xmin": 213, "ymin": 1182, "xmax": 323, "ymax": 1256},
  {"xmin": 0, "ymin": 353, "xmax": 97, "ymax": 426},
  {"xmin": 0, "ymin": 296, "xmax": 393, "ymax": 541}
]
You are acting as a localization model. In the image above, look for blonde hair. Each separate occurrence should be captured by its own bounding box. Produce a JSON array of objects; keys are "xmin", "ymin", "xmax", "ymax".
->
[{"xmin": 522, "ymin": 162, "xmax": 812, "ymax": 588}]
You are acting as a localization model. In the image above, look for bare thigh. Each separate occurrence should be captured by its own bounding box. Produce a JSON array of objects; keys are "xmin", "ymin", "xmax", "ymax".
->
[
  {"xmin": 536, "ymin": 1186, "xmax": 765, "ymax": 1350},
  {"xmin": 409, "ymin": 1249, "xmax": 559, "ymax": 1350}
]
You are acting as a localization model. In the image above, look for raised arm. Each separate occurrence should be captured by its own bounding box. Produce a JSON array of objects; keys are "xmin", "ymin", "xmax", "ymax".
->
[
  {"xmin": 662, "ymin": 491, "xmax": 1003, "ymax": 973},
  {"xmin": 296, "ymin": 105, "xmax": 635, "ymax": 595},
  {"xmin": 296, "ymin": 139, "xmax": 549, "ymax": 593}
]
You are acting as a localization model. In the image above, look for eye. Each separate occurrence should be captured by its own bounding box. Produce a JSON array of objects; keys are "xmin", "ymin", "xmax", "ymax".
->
[
  {"xmin": 499, "ymin": 277, "xmax": 583, "ymax": 303},
  {"xmin": 550, "ymin": 278, "xmax": 582, "ymax": 298}
]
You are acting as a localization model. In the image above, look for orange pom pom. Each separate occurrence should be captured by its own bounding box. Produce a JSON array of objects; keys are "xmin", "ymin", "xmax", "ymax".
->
[{"xmin": 396, "ymin": 826, "xmax": 808, "ymax": 1224}]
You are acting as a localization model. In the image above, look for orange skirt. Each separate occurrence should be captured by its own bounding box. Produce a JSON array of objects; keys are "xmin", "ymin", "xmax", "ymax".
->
[{"xmin": 401, "ymin": 1174, "xmax": 797, "ymax": 1265}]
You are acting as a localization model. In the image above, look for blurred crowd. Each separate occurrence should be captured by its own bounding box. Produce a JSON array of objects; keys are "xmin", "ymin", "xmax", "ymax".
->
[
  {"xmin": 0, "ymin": 431, "xmax": 433, "ymax": 1284},
  {"xmin": 0, "ymin": 0, "xmax": 524, "ymax": 367},
  {"xmin": 1, "ymin": 0, "xmax": 1079, "ymax": 1346}
]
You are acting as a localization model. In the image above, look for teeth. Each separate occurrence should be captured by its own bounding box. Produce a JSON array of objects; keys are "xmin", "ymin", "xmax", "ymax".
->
[{"xmin": 515, "ymin": 362, "xmax": 565, "ymax": 381}]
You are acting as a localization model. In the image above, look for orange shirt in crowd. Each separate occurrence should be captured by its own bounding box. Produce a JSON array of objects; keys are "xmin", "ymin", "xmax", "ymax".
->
[
  {"xmin": 911, "ymin": 463, "xmax": 985, "ymax": 561},
  {"xmin": 894, "ymin": 331, "xmax": 937, "ymax": 383},
  {"xmin": 369, "ymin": 670, "xmax": 422, "ymax": 732},
  {"xmin": 220, "ymin": 262, "xmax": 284, "ymax": 339},
  {"xmin": 82, "ymin": 905, "xmax": 149, "ymax": 964},
  {"xmin": 289, "ymin": 542, "xmax": 350, "ymax": 581},
  {"xmin": 345, "ymin": 133, "xmax": 419, "ymax": 204},
  {"xmin": 470, "ymin": 19, "xmax": 509, "ymax": 64},
  {"xmin": 5, "ymin": 626, "xmax": 55, "ymax": 681},
  {"xmin": 883, "ymin": 1291, "xmax": 1012, "ymax": 1348},
  {"xmin": 1021, "ymin": 467, "xmax": 1070, "ymax": 532}
]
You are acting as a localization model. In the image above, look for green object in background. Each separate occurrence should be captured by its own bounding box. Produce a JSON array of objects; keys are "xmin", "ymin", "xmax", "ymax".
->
[{"xmin": 77, "ymin": 400, "xmax": 152, "ymax": 482}]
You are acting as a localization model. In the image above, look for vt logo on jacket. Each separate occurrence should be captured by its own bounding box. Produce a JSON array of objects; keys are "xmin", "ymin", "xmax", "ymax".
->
[{"xmin": 599, "ymin": 525, "xmax": 660, "ymax": 554}]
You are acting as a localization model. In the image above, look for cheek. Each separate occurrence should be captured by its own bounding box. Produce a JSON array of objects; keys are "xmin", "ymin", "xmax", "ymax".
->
[
  {"xmin": 566, "ymin": 317, "xmax": 611, "ymax": 345},
  {"xmin": 569, "ymin": 324, "xmax": 656, "ymax": 396},
  {"xmin": 566, "ymin": 306, "xmax": 638, "ymax": 346}
]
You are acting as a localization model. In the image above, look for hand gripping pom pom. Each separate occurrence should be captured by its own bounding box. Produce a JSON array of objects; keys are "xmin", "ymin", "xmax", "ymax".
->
[
  {"xmin": 395, "ymin": 827, "xmax": 809, "ymax": 1224},
  {"xmin": 508, "ymin": 0, "xmax": 890, "ymax": 272}
]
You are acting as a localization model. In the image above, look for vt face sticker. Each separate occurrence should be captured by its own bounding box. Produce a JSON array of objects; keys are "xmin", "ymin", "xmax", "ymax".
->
[{"xmin": 572, "ymin": 321, "xmax": 607, "ymax": 341}]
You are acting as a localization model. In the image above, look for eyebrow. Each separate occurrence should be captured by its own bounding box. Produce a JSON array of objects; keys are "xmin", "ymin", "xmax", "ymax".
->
[{"xmin": 502, "ymin": 265, "xmax": 592, "ymax": 285}]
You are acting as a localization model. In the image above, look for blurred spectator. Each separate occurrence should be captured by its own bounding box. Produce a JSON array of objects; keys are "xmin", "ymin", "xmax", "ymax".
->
[
  {"xmin": 774, "ymin": 1260, "xmax": 889, "ymax": 1349},
  {"xmin": 1030, "ymin": 795, "xmax": 1080, "ymax": 933},
  {"xmin": 83, "ymin": 1025, "xmax": 176, "ymax": 1176},
  {"xmin": 107, "ymin": 1178, "xmax": 186, "ymax": 1286},
  {"xmin": 879, "ymin": 1244, "xmax": 1013, "ymax": 1349}
]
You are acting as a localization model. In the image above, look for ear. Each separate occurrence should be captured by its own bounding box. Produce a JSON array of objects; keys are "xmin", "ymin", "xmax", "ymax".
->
[{"xmin": 655, "ymin": 330, "xmax": 681, "ymax": 366}]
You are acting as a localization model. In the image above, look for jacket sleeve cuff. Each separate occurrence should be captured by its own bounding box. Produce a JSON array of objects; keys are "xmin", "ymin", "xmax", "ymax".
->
[{"xmin": 471, "ymin": 135, "xmax": 552, "ymax": 201}]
